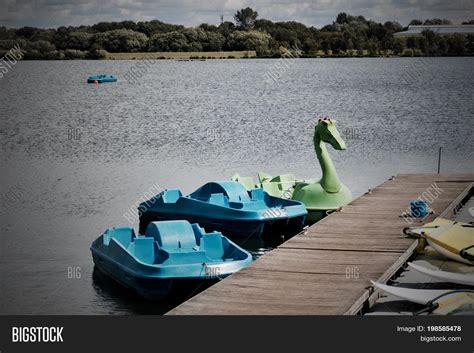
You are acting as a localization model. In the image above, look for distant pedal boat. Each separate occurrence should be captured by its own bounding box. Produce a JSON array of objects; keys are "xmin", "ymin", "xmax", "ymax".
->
[
  {"xmin": 90, "ymin": 220, "xmax": 252, "ymax": 299},
  {"xmin": 87, "ymin": 74, "xmax": 117, "ymax": 83},
  {"xmin": 139, "ymin": 181, "xmax": 308, "ymax": 238}
]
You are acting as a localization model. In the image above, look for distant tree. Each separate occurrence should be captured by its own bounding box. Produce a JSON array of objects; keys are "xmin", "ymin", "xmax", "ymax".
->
[
  {"xmin": 0, "ymin": 13, "xmax": 470, "ymax": 59},
  {"xmin": 466, "ymin": 34, "xmax": 474, "ymax": 55},
  {"xmin": 445, "ymin": 33, "xmax": 466, "ymax": 55},
  {"xmin": 234, "ymin": 7, "xmax": 259, "ymax": 29},
  {"xmin": 367, "ymin": 25, "xmax": 389, "ymax": 42},
  {"xmin": 254, "ymin": 19, "xmax": 274, "ymax": 32},
  {"xmin": 321, "ymin": 24, "xmax": 335, "ymax": 32},
  {"xmin": 87, "ymin": 48, "xmax": 107, "ymax": 59},
  {"xmin": 55, "ymin": 31, "xmax": 93, "ymax": 50},
  {"xmin": 135, "ymin": 20, "xmax": 184, "ymax": 36},
  {"xmin": 406, "ymin": 36, "xmax": 417, "ymax": 48},
  {"xmin": 366, "ymin": 40, "xmax": 378, "ymax": 56},
  {"xmin": 383, "ymin": 21, "xmax": 403, "ymax": 34},
  {"xmin": 198, "ymin": 23, "xmax": 218, "ymax": 32},
  {"xmin": 204, "ymin": 31, "xmax": 226, "ymax": 51},
  {"xmin": 423, "ymin": 18, "xmax": 451, "ymax": 25},
  {"xmin": 149, "ymin": 31, "xmax": 188, "ymax": 51},
  {"xmin": 64, "ymin": 49, "xmax": 87, "ymax": 59},
  {"xmin": 93, "ymin": 29, "xmax": 147, "ymax": 52},
  {"xmin": 16, "ymin": 26, "xmax": 39, "ymax": 39},
  {"xmin": 409, "ymin": 19, "xmax": 423, "ymax": 25},
  {"xmin": 218, "ymin": 21, "xmax": 236, "ymax": 38},
  {"xmin": 271, "ymin": 27, "xmax": 299, "ymax": 47},
  {"xmin": 181, "ymin": 28, "xmax": 225, "ymax": 51},
  {"xmin": 336, "ymin": 13, "xmax": 349, "ymax": 24},
  {"xmin": 462, "ymin": 20, "xmax": 474, "ymax": 24},
  {"xmin": 392, "ymin": 37, "xmax": 405, "ymax": 55},
  {"xmin": 227, "ymin": 30, "xmax": 271, "ymax": 55}
]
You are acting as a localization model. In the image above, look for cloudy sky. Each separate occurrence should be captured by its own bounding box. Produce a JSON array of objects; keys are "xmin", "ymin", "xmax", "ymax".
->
[{"xmin": 0, "ymin": 0, "xmax": 473, "ymax": 28}]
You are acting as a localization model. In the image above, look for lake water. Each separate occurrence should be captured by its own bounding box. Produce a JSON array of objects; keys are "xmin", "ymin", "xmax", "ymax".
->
[{"xmin": 0, "ymin": 58, "xmax": 473, "ymax": 314}]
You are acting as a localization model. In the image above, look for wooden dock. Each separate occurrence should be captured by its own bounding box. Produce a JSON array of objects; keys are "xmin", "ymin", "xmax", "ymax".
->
[{"xmin": 168, "ymin": 174, "xmax": 474, "ymax": 315}]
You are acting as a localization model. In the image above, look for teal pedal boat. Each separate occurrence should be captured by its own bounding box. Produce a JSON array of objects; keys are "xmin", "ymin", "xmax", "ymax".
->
[
  {"xmin": 139, "ymin": 181, "xmax": 307, "ymax": 238},
  {"xmin": 91, "ymin": 220, "xmax": 252, "ymax": 299},
  {"xmin": 87, "ymin": 74, "xmax": 117, "ymax": 83}
]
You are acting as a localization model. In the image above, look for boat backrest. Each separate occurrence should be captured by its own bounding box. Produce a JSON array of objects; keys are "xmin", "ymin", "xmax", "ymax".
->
[
  {"xmin": 146, "ymin": 221, "xmax": 197, "ymax": 252},
  {"xmin": 208, "ymin": 193, "xmax": 229, "ymax": 207},
  {"xmin": 103, "ymin": 226, "xmax": 135, "ymax": 248},
  {"xmin": 201, "ymin": 232, "xmax": 225, "ymax": 260},
  {"xmin": 190, "ymin": 181, "xmax": 250, "ymax": 203},
  {"xmin": 261, "ymin": 182, "xmax": 282, "ymax": 197},
  {"xmin": 162, "ymin": 189, "xmax": 182, "ymax": 203},
  {"xmin": 133, "ymin": 237, "xmax": 155, "ymax": 264}
]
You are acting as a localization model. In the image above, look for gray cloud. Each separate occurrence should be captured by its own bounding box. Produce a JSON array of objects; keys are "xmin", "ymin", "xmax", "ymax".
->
[{"xmin": 0, "ymin": 0, "xmax": 472, "ymax": 28}]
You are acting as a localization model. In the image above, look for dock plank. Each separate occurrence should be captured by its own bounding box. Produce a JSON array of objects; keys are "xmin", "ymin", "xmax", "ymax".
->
[{"xmin": 168, "ymin": 174, "xmax": 473, "ymax": 315}]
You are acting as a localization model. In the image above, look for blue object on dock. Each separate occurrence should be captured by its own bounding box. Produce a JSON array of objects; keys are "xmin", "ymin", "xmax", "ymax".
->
[
  {"xmin": 87, "ymin": 74, "xmax": 117, "ymax": 83},
  {"xmin": 410, "ymin": 200, "xmax": 428, "ymax": 218},
  {"xmin": 138, "ymin": 181, "xmax": 308, "ymax": 238},
  {"xmin": 90, "ymin": 220, "xmax": 252, "ymax": 299}
]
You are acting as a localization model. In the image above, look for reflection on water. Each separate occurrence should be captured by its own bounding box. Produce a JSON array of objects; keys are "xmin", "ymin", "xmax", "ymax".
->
[{"xmin": 0, "ymin": 58, "xmax": 473, "ymax": 314}]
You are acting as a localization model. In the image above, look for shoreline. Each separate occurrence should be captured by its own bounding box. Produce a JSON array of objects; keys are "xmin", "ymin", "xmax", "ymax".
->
[
  {"xmin": 13, "ymin": 53, "xmax": 474, "ymax": 61},
  {"xmin": 15, "ymin": 55, "xmax": 474, "ymax": 60}
]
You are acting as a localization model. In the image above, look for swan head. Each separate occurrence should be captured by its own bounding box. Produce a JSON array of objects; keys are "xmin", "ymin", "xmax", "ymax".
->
[{"xmin": 315, "ymin": 117, "xmax": 346, "ymax": 150}]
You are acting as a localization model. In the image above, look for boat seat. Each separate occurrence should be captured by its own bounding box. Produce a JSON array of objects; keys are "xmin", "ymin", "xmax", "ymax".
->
[
  {"xmin": 162, "ymin": 189, "xmax": 182, "ymax": 203},
  {"xmin": 189, "ymin": 181, "xmax": 250, "ymax": 203},
  {"xmin": 208, "ymin": 193, "xmax": 229, "ymax": 207},
  {"xmin": 261, "ymin": 182, "xmax": 282, "ymax": 197},
  {"xmin": 103, "ymin": 226, "xmax": 135, "ymax": 248},
  {"xmin": 133, "ymin": 237, "xmax": 155, "ymax": 264},
  {"xmin": 146, "ymin": 220, "xmax": 197, "ymax": 252},
  {"xmin": 250, "ymin": 188, "xmax": 265, "ymax": 201},
  {"xmin": 201, "ymin": 232, "xmax": 225, "ymax": 260}
]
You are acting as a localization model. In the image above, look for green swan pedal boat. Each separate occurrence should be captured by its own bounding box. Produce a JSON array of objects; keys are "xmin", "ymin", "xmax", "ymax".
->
[
  {"xmin": 91, "ymin": 220, "xmax": 252, "ymax": 299},
  {"xmin": 233, "ymin": 118, "xmax": 352, "ymax": 223}
]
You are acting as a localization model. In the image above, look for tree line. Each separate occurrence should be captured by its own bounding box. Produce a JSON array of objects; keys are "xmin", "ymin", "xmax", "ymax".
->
[{"xmin": 0, "ymin": 9, "xmax": 473, "ymax": 59}]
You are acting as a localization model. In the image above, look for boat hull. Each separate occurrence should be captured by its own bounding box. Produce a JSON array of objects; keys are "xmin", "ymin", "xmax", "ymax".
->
[
  {"xmin": 139, "ymin": 210, "xmax": 306, "ymax": 238},
  {"xmin": 306, "ymin": 209, "xmax": 325, "ymax": 224},
  {"xmin": 92, "ymin": 252, "xmax": 218, "ymax": 300}
]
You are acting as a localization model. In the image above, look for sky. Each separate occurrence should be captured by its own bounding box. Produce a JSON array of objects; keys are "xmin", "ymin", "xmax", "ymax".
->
[{"xmin": 0, "ymin": 0, "xmax": 473, "ymax": 29}]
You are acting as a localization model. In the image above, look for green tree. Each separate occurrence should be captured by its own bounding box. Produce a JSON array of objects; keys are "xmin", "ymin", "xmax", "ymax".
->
[
  {"xmin": 336, "ymin": 13, "xmax": 349, "ymax": 24},
  {"xmin": 93, "ymin": 29, "xmax": 147, "ymax": 52},
  {"xmin": 466, "ymin": 34, "xmax": 474, "ymax": 55},
  {"xmin": 227, "ymin": 30, "xmax": 271, "ymax": 55},
  {"xmin": 445, "ymin": 34, "xmax": 466, "ymax": 55},
  {"xmin": 392, "ymin": 37, "xmax": 405, "ymax": 55},
  {"xmin": 366, "ymin": 40, "xmax": 378, "ymax": 56},
  {"xmin": 149, "ymin": 31, "xmax": 189, "ymax": 51},
  {"xmin": 234, "ymin": 7, "xmax": 259, "ymax": 29}
]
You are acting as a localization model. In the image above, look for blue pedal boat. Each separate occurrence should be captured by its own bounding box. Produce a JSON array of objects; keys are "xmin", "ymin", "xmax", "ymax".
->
[
  {"xmin": 91, "ymin": 220, "xmax": 252, "ymax": 299},
  {"xmin": 138, "ymin": 181, "xmax": 308, "ymax": 238},
  {"xmin": 87, "ymin": 74, "xmax": 117, "ymax": 83}
]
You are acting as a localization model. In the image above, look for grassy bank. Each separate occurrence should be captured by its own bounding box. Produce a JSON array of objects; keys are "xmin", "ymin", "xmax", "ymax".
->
[{"xmin": 106, "ymin": 50, "xmax": 257, "ymax": 60}]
